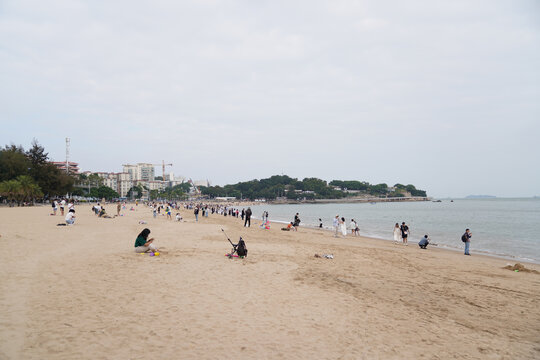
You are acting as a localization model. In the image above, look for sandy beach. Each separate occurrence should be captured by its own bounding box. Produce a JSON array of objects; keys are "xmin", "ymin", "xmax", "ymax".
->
[{"xmin": 1, "ymin": 204, "xmax": 539, "ymax": 360}]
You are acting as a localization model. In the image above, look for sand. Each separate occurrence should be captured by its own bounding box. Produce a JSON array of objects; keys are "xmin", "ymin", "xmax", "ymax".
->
[{"xmin": 1, "ymin": 204, "xmax": 539, "ymax": 359}]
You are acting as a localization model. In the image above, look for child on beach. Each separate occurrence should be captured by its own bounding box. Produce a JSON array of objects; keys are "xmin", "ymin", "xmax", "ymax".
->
[
  {"xmin": 134, "ymin": 228, "xmax": 159, "ymax": 253},
  {"xmin": 175, "ymin": 213, "xmax": 183, "ymax": 221}
]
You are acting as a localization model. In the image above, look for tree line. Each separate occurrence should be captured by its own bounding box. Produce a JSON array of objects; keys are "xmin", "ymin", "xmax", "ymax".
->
[
  {"xmin": 199, "ymin": 175, "xmax": 427, "ymax": 200},
  {"xmin": 0, "ymin": 140, "xmax": 74, "ymax": 205}
]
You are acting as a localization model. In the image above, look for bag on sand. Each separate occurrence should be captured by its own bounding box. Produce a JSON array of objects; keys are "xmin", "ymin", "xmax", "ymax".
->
[{"xmin": 236, "ymin": 238, "xmax": 248, "ymax": 257}]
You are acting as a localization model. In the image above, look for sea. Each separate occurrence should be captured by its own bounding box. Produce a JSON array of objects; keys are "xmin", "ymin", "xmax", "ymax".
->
[{"xmin": 249, "ymin": 198, "xmax": 540, "ymax": 264}]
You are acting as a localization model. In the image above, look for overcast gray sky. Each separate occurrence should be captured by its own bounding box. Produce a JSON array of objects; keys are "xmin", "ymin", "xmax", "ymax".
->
[{"xmin": 1, "ymin": 0, "xmax": 539, "ymax": 197}]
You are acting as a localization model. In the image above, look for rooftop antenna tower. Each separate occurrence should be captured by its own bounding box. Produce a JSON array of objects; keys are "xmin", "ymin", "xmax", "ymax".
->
[{"xmin": 65, "ymin": 137, "xmax": 70, "ymax": 174}]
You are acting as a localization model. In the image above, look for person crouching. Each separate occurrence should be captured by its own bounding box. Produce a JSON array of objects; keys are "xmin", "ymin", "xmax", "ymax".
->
[
  {"xmin": 418, "ymin": 235, "xmax": 430, "ymax": 249},
  {"xmin": 65, "ymin": 209, "xmax": 76, "ymax": 225}
]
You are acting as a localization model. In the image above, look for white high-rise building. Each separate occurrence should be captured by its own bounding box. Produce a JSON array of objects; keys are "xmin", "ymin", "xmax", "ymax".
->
[{"xmin": 122, "ymin": 163, "xmax": 155, "ymax": 181}]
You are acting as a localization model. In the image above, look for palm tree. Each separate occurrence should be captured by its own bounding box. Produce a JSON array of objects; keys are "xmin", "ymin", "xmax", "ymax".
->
[
  {"xmin": 0, "ymin": 179, "xmax": 23, "ymax": 206},
  {"xmin": 16, "ymin": 175, "xmax": 43, "ymax": 204}
]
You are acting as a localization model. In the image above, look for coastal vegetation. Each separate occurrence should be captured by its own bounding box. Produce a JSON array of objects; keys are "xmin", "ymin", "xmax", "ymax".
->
[
  {"xmin": 0, "ymin": 141, "xmax": 74, "ymax": 204},
  {"xmin": 199, "ymin": 175, "xmax": 426, "ymax": 200}
]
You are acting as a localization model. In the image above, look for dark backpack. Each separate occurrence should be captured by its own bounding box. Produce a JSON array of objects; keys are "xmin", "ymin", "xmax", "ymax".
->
[
  {"xmin": 236, "ymin": 238, "xmax": 248, "ymax": 257},
  {"xmin": 461, "ymin": 233, "xmax": 468, "ymax": 242}
]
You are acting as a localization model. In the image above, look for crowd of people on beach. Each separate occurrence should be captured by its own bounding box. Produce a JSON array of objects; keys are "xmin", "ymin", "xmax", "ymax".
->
[{"xmin": 45, "ymin": 198, "xmax": 473, "ymax": 256}]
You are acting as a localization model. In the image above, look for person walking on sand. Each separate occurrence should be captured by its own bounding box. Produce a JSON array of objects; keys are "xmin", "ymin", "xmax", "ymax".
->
[
  {"xmin": 319, "ymin": 218, "xmax": 323, "ymax": 229},
  {"xmin": 244, "ymin": 207, "xmax": 252, "ymax": 227},
  {"xmin": 333, "ymin": 215, "xmax": 339, "ymax": 237},
  {"xmin": 393, "ymin": 223, "xmax": 402, "ymax": 243},
  {"xmin": 117, "ymin": 203, "xmax": 121, "ymax": 216},
  {"xmin": 194, "ymin": 206, "xmax": 199, "ymax": 222},
  {"xmin": 134, "ymin": 228, "xmax": 159, "ymax": 253},
  {"xmin": 462, "ymin": 228, "xmax": 472, "ymax": 255},
  {"xmin": 400, "ymin": 222, "xmax": 409, "ymax": 245}
]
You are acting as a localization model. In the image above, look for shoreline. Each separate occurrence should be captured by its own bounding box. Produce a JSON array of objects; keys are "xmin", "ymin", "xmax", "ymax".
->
[{"xmin": 248, "ymin": 215, "xmax": 540, "ymax": 266}]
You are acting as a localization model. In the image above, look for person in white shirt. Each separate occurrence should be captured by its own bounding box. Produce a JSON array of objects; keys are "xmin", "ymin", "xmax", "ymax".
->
[
  {"xmin": 333, "ymin": 215, "xmax": 340, "ymax": 237},
  {"xmin": 350, "ymin": 219, "xmax": 359, "ymax": 236},
  {"xmin": 67, "ymin": 200, "xmax": 74, "ymax": 211},
  {"xmin": 60, "ymin": 199, "xmax": 66, "ymax": 216},
  {"xmin": 65, "ymin": 209, "xmax": 76, "ymax": 225},
  {"xmin": 175, "ymin": 213, "xmax": 183, "ymax": 221}
]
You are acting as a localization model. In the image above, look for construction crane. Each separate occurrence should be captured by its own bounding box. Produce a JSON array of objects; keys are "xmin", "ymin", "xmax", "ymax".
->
[{"xmin": 151, "ymin": 161, "xmax": 173, "ymax": 180}]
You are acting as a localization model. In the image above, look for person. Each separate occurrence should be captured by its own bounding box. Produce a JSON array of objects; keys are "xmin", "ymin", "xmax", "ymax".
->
[
  {"xmin": 319, "ymin": 218, "xmax": 323, "ymax": 229},
  {"xmin": 393, "ymin": 223, "xmax": 402, "ymax": 243},
  {"xmin": 67, "ymin": 200, "xmax": 75, "ymax": 212},
  {"xmin": 65, "ymin": 209, "xmax": 76, "ymax": 225},
  {"xmin": 60, "ymin": 198, "xmax": 66, "ymax": 216},
  {"xmin": 293, "ymin": 213, "xmax": 300, "ymax": 230},
  {"xmin": 340, "ymin": 217, "xmax": 347, "ymax": 236},
  {"xmin": 241, "ymin": 208, "xmax": 245, "ymax": 221},
  {"xmin": 333, "ymin": 215, "xmax": 340, "ymax": 237},
  {"xmin": 175, "ymin": 213, "xmax": 183, "ymax": 221},
  {"xmin": 117, "ymin": 203, "xmax": 121, "ymax": 216},
  {"xmin": 152, "ymin": 205, "xmax": 157, "ymax": 218},
  {"xmin": 400, "ymin": 222, "xmax": 409, "ymax": 245},
  {"xmin": 166, "ymin": 206, "xmax": 172, "ymax": 220},
  {"xmin": 350, "ymin": 219, "xmax": 358, "ymax": 236},
  {"xmin": 134, "ymin": 228, "xmax": 159, "ymax": 253},
  {"xmin": 194, "ymin": 207, "xmax": 199, "ymax": 222},
  {"xmin": 462, "ymin": 228, "xmax": 472, "ymax": 255},
  {"xmin": 244, "ymin": 207, "xmax": 252, "ymax": 227},
  {"xmin": 51, "ymin": 199, "xmax": 58, "ymax": 215},
  {"xmin": 418, "ymin": 235, "xmax": 430, "ymax": 249}
]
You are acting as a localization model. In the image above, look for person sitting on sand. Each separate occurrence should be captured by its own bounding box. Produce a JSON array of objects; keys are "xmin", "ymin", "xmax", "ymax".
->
[
  {"xmin": 175, "ymin": 213, "xmax": 183, "ymax": 221},
  {"xmin": 65, "ymin": 209, "xmax": 76, "ymax": 225},
  {"xmin": 134, "ymin": 228, "xmax": 159, "ymax": 253},
  {"xmin": 98, "ymin": 208, "xmax": 115, "ymax": 219},
  {"xmin": 418, "ymin": 235, "xmax": 430, "ymax": 249}
]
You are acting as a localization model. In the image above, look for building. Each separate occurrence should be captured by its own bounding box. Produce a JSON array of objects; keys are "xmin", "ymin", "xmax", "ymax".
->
[
  {"xmin": 122, "ymin": 163, "xmax": 155, "ymax": 181},
  {"xmin": 50, "ymin": 161, "xmax": 80, "ymax": 174}
]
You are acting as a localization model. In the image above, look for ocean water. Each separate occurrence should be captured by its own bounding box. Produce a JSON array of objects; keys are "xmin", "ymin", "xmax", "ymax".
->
[{"xmin": 249, "ymin": 198, "xmax": 540, "ymax": 264}]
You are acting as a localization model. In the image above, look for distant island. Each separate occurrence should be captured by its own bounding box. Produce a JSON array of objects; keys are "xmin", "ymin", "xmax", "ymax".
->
[{"xmin": 465, "ymin": 195, "xmax": 497, "ymax": 199}]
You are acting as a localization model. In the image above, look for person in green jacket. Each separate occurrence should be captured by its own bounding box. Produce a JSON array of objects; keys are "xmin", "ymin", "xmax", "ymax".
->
[{"xmin": 134, "ymin": 228, "xmax": 159, "ymax": 253}]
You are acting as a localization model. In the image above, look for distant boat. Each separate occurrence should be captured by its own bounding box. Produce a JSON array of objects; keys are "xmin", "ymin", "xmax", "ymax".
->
[
  {"xmin": 432, "ymin": 200, "xmax": 442, "ymax": 202},
  {"xmin": 450, "ymin": 200, "xmax": 454, "ymax": 202}
]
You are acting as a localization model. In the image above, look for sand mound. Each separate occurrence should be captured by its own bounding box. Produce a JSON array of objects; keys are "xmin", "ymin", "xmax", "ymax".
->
[{"xmin": 503, "ymin": 263, "xmax": 540, "ymax": 273}]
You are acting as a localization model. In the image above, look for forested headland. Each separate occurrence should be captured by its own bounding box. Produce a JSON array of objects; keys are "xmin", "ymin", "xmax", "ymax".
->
[{"xmin": 199, "ymin": 175, "xmax": 426, "ymax": 201}]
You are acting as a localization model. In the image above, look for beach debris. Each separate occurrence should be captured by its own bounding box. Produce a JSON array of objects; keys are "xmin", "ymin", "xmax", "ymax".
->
[
  {"xmin": 503, "ymin": 263, "xmax": 539, "ymax": 274},
  {"xmin": 314, "ymin": 254, "xmax": 334, "ymax": 259},
  {"xmin": 138, "ymin": 220, "xmax": 147, "ymax": 224}
]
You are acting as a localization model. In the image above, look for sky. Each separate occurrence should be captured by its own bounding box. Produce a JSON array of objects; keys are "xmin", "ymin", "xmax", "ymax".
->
[{"xmin": 1, "ymin": 0, "xmax": 539, "ymax": 198}]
